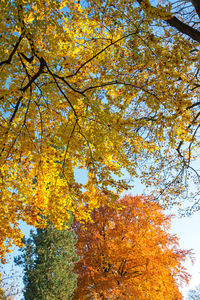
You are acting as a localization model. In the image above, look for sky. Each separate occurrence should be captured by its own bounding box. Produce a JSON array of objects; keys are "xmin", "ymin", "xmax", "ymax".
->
[{"xmin": 171, "ymin": 211, "xmax": 200, "ymax": 297}]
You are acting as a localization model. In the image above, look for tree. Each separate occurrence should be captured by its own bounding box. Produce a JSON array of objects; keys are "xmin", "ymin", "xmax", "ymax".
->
[
  {"xmin": 15, "ymin": 220, "xmax": 79, "ymax": 300},
  {"xmin": 86, "ymin": 0, "xmax": 200, "ymax": 209},
  {"xmin": 187, "ymin": 284, "xmax": 200, "ymax": 300},
  {"xmin": 1, "ymin": 0, "xmax": 200, "ymax": 258},
  {"xmin": 73, "ymin": 195, "xmax": 192, "ymax": 299},
  {"xmin": 137, "ymin": 0, "xmax": 200, "ymax": 43}
]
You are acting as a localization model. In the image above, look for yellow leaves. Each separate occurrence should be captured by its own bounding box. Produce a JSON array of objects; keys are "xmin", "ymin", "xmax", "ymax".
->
[
  {"xmin": 26, "ymin": 12, "xmax": 35, "ymax": 24},
  {"xmin": 172, "ymin": 109, "xmax": 193, "ymax": 142},
  {"xmin": 0, "ymin": 0, "xmax": 199, "ymax": 263},
  {"xmin": 140, "ymin": 0, "xmax": 172, "ymax": 20},
  {"xmin": 0, "ymin": 191, "xmax": 24, "ymax": 262}
]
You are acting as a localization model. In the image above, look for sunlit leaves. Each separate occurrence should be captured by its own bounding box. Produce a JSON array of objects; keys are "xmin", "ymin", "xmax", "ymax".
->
[
  {"xmin": 74, "ymin": 195, "xmax": 192, "ymax": 299},
  {"xmin": 1, "ymin": 0, "xmax": 200, "ymax": 258}
]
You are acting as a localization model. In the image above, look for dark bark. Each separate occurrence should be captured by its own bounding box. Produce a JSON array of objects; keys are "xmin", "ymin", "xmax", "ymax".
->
[{"xmin": 137, "ymin": 0, "xmax": 200, "ymax": 43}]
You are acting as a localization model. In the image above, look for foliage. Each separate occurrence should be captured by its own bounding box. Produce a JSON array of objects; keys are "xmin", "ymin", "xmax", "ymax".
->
[
  {"xmin": 187, "ymin": 284, "xmax": 200, "ymax": 300},
  {"xmin": 15, "ymin": 220, "xmax": 79, "ymax": 300},
  {"xmin": 1, "ymin": 0, "xmax": 200, "ymax": 257},
  {"xmin": 74, "ymin": 195, "xmax": 192, "ymax": 299},
  {"xmin": 0, "ymin": 287, "xmax": 6, "ymax": 300}
]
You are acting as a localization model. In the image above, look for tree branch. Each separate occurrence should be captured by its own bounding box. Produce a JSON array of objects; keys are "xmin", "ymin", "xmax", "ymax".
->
[
  {"xmin": 21, "ymin": 57, "xmax": 46, "ymax": 92},
  {"xmin": 191, "ymin": 0, "xmax": 200, "ymax": 20},
  {"xmin": 137, "ymin": 0, "xmax": 200, "ymax": 43},
  {"xmin": 0, "ymin": 34, "xmax": 24, "ymax": 67},
  {"xmin": 166, "ymin": 16, "xmax": 200, "ymax": 43}
]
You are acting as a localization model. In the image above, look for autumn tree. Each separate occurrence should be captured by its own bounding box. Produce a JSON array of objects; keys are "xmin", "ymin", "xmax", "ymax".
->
[
  {"xmin": 74, "ymin": 195, "xmax": 192, "ymax": 299},
  {"xmin": 86, "ymin": 0, "xmax": 200, "ymax": 208},
  {"xmin": 15, "ymin": 220, "xmax": 79, "ymax": 300},
  {"xmin": 1, "ymin": 0, "xmax": 200, "ymax": 259}
]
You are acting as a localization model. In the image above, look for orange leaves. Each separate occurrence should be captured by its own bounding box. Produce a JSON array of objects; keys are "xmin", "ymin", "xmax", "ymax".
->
[{"xmin": 74, "ymin": 195, "xmax": 191, "ymax": 299}]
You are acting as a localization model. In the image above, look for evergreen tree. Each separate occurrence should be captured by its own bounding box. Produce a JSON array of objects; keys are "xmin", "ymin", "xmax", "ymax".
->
[{"xmin": 15, "ymin": 219, "xmax": 78, "ymax": 300}]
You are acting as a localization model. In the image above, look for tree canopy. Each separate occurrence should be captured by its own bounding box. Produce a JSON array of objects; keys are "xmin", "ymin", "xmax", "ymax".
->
[
  {"xmin": 1, "ymin": 0, "xmax": 200, "ymax": 257},
  {"xmin": 74, "ymin": 195, "xmax": 192, "ymax": 299},
  {"xmin": 15, "ymin": 220, "xmax": 78, "ymax": 299}
]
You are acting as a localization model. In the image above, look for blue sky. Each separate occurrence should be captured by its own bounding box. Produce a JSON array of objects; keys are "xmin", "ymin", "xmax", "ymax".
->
[{"xmin": 171, "ymin": 212, "xmax": 200, "ymax": 297}]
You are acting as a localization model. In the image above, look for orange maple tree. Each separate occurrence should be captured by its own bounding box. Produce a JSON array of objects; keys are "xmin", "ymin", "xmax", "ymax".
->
[{"xmin": 74, "ymin": 195, "xmax": 192, "ymax": 299}]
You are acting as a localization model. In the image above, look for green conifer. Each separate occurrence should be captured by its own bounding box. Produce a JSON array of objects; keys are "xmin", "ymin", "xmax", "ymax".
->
[{"xmin": 15, "ymin": 219, "xmax": 78, "ymax": 300}]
